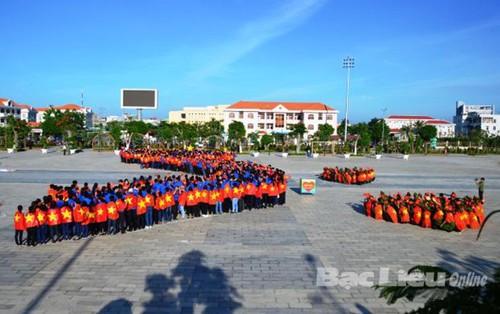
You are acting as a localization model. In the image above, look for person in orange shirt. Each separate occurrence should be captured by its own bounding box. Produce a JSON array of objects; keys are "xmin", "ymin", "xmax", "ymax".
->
[
  {"xmin": 25, "ymin": 206, "xmax": 39, "ymax": 246},
  {"xmin": 14, "ymin": 205, "xmax": 26, "ymax": 246}
]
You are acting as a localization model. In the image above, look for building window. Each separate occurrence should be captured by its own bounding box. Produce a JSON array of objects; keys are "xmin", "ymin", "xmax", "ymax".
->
[
  {"xmin": 308, "ymin": 124, "xmax": 314, "ymax": 130},
  {"xmin": 266, "ymin": 123, "xmax": 273, "ymax": 130},
  {"xmin": 308, "ymin": 114, "xmax": 314, "ymax": 120},
  {"xmin": 239, "ymin": 111, "xmax": 244, "ymax": 119},
  {"xmin": 229, "ymin": 113, "xmax": 235, "ymax": 118},
  {"xmin": 258, "ymin": 123, "xmax": 265, "ymax": 129},
  {"xmin": 266, "ymin": 113, "xmax": 273, "ymax": 119},
  {"xmin": 181, "ymin": 113, "xmax": 186, "ymax": 119},
  {"xmin": 258, "ymin": 113, "xmax": 265, "ymax": 119},
  {"xmin": 286, "ymin": 113, "xmax": 293, "ymax": 120},
  {"xmin": 248, "ymin": 123, "xmax": 254, "ymax": 129},
  {"xmin": 326, "ymin": 114, "xmax": 333, "ymax": 120},
  {"xmin": 295, "ymin": 113, "xmax": 302, "ymax": 120},
  {"xmin": 248, "ymin": 113, "xmax": 254, "ymax": 119},
  {"xmin": 318, "ymin": 113, "xmax": 323, "ymax": 120},
  {"xmin": 275, "ymin": 114, "xmax": 284, "ymax": 128}
]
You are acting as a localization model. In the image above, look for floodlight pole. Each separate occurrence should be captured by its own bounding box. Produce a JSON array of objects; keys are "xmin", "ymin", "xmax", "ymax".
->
[
  {"xmin": 381, "ymin": 107, "xmax": 387, "ymax": 146},
  {"xmin": 137, "ymin": 109, "xmax": 142, "ymax": 121},
  {"xmin": 343, "ymin": 56, "xmax": 354, "ymax": 144}
]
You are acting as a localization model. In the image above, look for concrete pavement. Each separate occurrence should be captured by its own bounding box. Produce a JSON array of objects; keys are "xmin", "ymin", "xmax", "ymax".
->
[{"xmin": 0, "ymin": 149, "xmax": 498, "ymax": 313}]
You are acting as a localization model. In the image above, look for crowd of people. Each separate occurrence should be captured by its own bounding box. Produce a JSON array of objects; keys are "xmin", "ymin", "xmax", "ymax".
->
[
  {"xmin": 13, "ymin": 149, "xmax": 288, "ymax": 247},
  {"xmin": 321, "ymin": 167, "xmax": 376, "ymax": 185},
  {"xmin": 363, "ymin": 191, "xmax": 485, "ymax": 232}
]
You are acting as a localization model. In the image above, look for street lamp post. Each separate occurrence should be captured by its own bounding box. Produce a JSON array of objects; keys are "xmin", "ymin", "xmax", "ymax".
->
[
  {"xmin": 343, "ymin": 56, "xmax": 354, "ymax": 145},
  {"xmin": 381, "ymin": 107, "xmax": 387, "ymax": 151}
]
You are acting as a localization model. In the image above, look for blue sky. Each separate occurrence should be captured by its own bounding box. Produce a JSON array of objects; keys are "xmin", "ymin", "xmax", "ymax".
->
[{"xmin": 1, "ymin": 0, "xmax": 499, "ymax": 122}]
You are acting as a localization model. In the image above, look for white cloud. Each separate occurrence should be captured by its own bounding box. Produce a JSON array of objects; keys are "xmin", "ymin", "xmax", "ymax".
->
[{"xmin": 186, "ymin": 0, "xmax": 326, "ymax": 82}]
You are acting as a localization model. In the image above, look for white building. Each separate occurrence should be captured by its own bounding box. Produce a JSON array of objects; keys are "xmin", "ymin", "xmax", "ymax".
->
[
  {"xmin": 385, "ymin": 115, "xmax": 455, "ymax": 138},
  {"xmin": 169, "ymin": 105, "xmax": 229, "ymax": 123},
  {"xmin": 223, "ymin": 101, "xmax": 338, "ymax": 137},
  {"xmin": 0, "ymin": 98, "xmax": 21, "ymax": 127},
  {"xmin": 453, "ymin": 101, "xmax": 500, "ymax": 137}
]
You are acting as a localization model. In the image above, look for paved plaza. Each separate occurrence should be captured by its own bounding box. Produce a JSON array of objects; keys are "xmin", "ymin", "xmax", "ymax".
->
[{"xmin": 0, "ymin": 150, "xmax": 499, "ymax": 314}]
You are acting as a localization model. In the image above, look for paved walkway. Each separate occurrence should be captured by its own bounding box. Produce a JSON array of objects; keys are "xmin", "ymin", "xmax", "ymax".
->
[{"xmin": 0, "ymin": 150, "xmax": 499, "ymax": 313}]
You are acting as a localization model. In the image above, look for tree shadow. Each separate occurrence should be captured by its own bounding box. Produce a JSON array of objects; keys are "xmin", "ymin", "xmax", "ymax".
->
[
  {"xmin": 304, "ymin": 253, "xmax": 348, "ymax": 313},
  {"xmin": 23, "ymin": 237, "xmax": 95, "ymax": 314},
  {"xmin": 100, "ymin": 250, "xmax": 242, "ymax": 314},
  {"xmin": 436, "ymin": 248, "xmax": 500, "ymax": 278}
]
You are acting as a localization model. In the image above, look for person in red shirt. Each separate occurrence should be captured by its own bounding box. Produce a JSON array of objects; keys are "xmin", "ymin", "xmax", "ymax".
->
[
  {"xmin": 115, "ymin": 192, "xmax": 127, "ymax": 234},
  {"xmin": 35, "ymin": 204, "xmax": 47, "ymax": 244},
  {"xmin": 94, "ymin": 197, "xmax": 108, "ymax": 235},
  {"xmin": 14, "ymin": 205, "xmax": 26, "ymax": 246},
  {"xmin": 60, "ymin": 202, "xmax": 73, "ymax": 240},
  {"xmin": 25, "ymin": 206, "xmax": 39, "ymax": 246},
  {"xmin": 46, "ymin": 201, "xmax": 61, "ymax": 243},
  {"xmin": 72, "ymin": 199, "xmax": 85, "ymax": 239},
  {"xmin": 107, "ymin": 196, "xmax": 119, "ymax": 235}
]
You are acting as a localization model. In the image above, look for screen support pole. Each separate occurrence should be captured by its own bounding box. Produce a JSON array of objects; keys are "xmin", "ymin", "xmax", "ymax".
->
[{"xmin": 137, "ymin": 108, "xmax": 142, "ymax": 121}]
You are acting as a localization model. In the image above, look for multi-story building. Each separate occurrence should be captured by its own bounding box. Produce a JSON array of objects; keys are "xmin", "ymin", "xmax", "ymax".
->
[
  {"xmin": 223, "ymin": 101, "xmax": 338, "ymax": 137},
  {"xmin": 385, "ymin": 115, "xmax": 455, "ymax": 138},
  {"xmin": 0, "ymin": 98, "xmax": 21, "ymax": 126},
  {"xmin": 453, "ymin": 101, "xmax": 500, "ymax": 137},
  {"xmin": 36, "ymin": 104, "xmax": 94, "ymax": 129},
  {"xmin": 13, "ymin": 103, "xmax": 37, "ymax": 122},
  {"xmin": 169, "ymin": 105, "xmax": 229, "ymax": 123}
]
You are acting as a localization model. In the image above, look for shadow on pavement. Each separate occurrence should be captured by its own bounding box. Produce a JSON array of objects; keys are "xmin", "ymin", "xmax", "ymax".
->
[
  {"xmin": 22, "ymin": 237, "xmax": 95, "ymax": 314},
  {"xmin": 304, "ymin": 253, "xmax": 348, "ymax": 313},
  {"xmin": 100, "ymin": 250, "xmax": 242, "ymax": 314},
  {"xmin": 347, "ymin": 202, "xmax": 366, "ymax": 216},
  {"xmin": 436, "ymin": 248, "xmax": 500, "ymax": 277}
]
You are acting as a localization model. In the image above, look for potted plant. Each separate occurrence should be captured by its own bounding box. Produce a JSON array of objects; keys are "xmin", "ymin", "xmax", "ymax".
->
[
  {"xmin": 375, "ymin": 146, "xmax": 383, "ymax": 159},
  {"xmin": 343, "ymin": 143, "xmax": 351, "ymax": 159},
  {"xmin": 401, "ymin": 142, "xmax": 410, "ymax": 160},
  {"xmin": 41, "ymin": 137, "xmax": 48, "ymax": 154},
  {"xmin": 6, "ymin": 137, "xmax": 15, "ymax": 154}
]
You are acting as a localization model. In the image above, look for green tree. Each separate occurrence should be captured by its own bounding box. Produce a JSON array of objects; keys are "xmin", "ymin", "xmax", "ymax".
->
[
  {"xmin": 314, "ymin": 123, "xmax": 335, "ymax": 142},
  {"xmin": 350, "ymin": 122, "xmax": 371, "ymax": 152},
  {"xmin": 247, "ymin": 132, "xmax": 260, "ymax": 150},
  {"xmin": 418, "ymin": 124, "xmax": 437, "ymax": 153},
  {"xmin": 260, "ymin": 134, "xmax": 274, "ymax": 152},
  {"xmin": 228, "ymin": 121, "xmax": 246, "ymax": 152},
  {"xmin": 106, "ymin": 121, "xmax": 123, "ymax": 148},
  {"xmin": 6, "ymin": 116, "xmax": 30, "ymax": 148},
  {"xmin": 368, "ymin": 118, "xmax": 390, "ymax": 144},
  {"xmin": 41, "ymin": 108, "xmax": 63, "ymax": 138},
  {"xmin": 418, "ymin": 125, "xmax": 437, "ymax": 142},
  {"xmin": 469, "ymin": 129, "xmax": 489, "ymax": 146},
  {"xmin": 289, "ymin": 123, "xmax": 307, "ymax": 153},
  {"xmin": 123, "ymin": 120, "xmax": 150, "ymax": 136},
  {"xmin": 401, "ymin": 125, "xmax": 415, "ymax": 153},
  {"xmin": 200, "ymin": 119, "xmax": 224, "ymax": 138},
  {"xmin": 57, "ymin": 110, "xmax": 85, "ymax": 140}
]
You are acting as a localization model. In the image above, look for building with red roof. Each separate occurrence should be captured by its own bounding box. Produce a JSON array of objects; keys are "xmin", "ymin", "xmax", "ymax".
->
[
  {"xmin": 385, "ymin": 115, "xmax": 455, "ymax": 138},
  {"xmin": 224, "ymin": 101, "xmax": 338, "ymax": 137}
]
